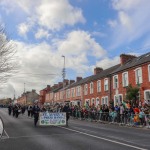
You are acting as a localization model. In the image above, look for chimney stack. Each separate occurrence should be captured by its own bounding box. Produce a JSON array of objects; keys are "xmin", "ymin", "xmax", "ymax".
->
[
  {"xmin": 120, "ymin": 54, "xmax": 137, "ymax": 65},
  {"xmin": 94, "ymin": 67, "xmax": 103, "ymax": 75},
  {"xmin": 69, "ymin": 80, "xmax": 75, "ymax": 84},
  {"xmin": 63, "ymin": 79, "xmax": 69, "ymax": 86},
  {"xmin": 53, "ymin": 84, "xmax": 58, "ymax": 88},
  {"xmin": 58, "ymin": 82, "xmax": 63, "ymax": 87},
  {"xmin": 46, "ymin": 85, "xmax": 51, "ymax": 92},
  {"xmin": 76, "ymin": 77, "xmax": 82, "ymax": 82}
]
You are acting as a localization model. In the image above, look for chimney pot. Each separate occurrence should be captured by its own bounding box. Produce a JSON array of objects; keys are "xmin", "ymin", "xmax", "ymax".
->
[
  {"xmin": 94, "ymin": 67, "xmax": 103, "ymax": 75},
  {"xmin": 120, "ymin": 54, "xmax": 137, "ymax": 65},
  {"xmin": 76, "ymin": 77, "xmax": 82, "ymax": 82}
]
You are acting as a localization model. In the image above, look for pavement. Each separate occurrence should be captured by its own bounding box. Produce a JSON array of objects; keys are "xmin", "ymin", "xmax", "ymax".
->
[{"xmin": 0, "ymin": 108, "xmax": 150, "ymax": 150}]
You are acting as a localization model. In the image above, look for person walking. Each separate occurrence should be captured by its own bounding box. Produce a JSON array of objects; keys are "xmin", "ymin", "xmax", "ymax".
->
[
  {"xmin": 63, "ymin": 103, "xmax": 71, "ymax": 127},
  {"xmin": 32, "ymin": 101, "xmax": 40, "ymax": 127},
  {"xmin": 8, "ymin": 103, "xmax": 12, "ymax": 115}
]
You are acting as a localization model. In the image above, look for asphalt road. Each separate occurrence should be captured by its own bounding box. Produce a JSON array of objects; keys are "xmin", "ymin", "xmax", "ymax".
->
[{"xmin": 0, "ymin": 108, "xmax": 150, "ymax": 150}]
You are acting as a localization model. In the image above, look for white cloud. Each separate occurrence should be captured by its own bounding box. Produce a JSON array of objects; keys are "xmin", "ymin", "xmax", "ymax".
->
[
  {"xmin": 112, "ymin": 0, "xmax": 141, "ymax": 11},
  {"xmin": 108, "ymin": 20, "xmax": 117, "ymax": 28},
  {"xmin": 118, "ymin": 11, "xmax": 132, "ymax": 31},
  {"xmin": 0, "ymin": 29, "xmax": 107, "ymax": 98},
  {"xmin": 57, "ymin": 30, "xmax": 106, "ymax": 58},
  {"xmin": 18, "ymin": 22, "xmax": 32, "ymax": 38},
  {"xmin": 96, "ymin": 56, "xmax": 119, "ymax": 69},
  {"xmin": 1, "ymin": 0, "xmax": 85, "ymax": 38},
  {"xmin": 36, "ymin": 0, "xmax": 85, "ymax": 30},
  {"xmin": 110, "ymin": 0, "xmax": 150, "ymax": 49},
  {"xmin": 91, "ymin": 31, "xmax": 107, "ymax": 38},
  {"xmin": 35, "ymin": 28, "xmax": 50, "ymax": 39}
]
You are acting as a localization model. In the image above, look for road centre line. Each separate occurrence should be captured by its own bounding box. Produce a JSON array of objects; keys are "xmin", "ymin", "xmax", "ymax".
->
[
  {"xmin": 69, "ymin": 125, "xmax": 147, "ymax": 145},
  {"xmin": 58, "ymin": 126, "xmax": 148, "ymax": 150}
]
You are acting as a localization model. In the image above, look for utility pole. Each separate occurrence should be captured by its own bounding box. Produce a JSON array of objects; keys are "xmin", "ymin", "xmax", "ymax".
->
[
  {"xmin": 24, "ymin": 83, "xmax": 26, "ymax": 94},
  {"xmin": 24, "ymin": 83, "xmax": 27, "ymax": 105},
  {"xmin": 62, "ymin": 55, "xmax": 66, "ymax": 103}
]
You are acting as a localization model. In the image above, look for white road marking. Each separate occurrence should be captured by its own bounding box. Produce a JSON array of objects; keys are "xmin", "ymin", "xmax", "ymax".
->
[
  {"xmin": 58, "ymin": 126, "xmax": 148, "ymax": 150},
  {"xmin": 4, "ymin": 129, "xmax": 9, "ymax": 139}
]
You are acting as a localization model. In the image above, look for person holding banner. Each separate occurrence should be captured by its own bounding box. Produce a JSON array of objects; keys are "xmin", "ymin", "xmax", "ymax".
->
[
  {"xmin": 32, "ymin": 100, "xmax": 40, "ymax": 127},
  {"xmin": 63, "ymin": 103, "xmax": 71, "ymax": 127}
]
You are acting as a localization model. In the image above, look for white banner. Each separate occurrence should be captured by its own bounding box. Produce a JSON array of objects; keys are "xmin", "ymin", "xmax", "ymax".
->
[{"xmin": 39, "ymin": 112, "xmax": 66, "ymax": 126}]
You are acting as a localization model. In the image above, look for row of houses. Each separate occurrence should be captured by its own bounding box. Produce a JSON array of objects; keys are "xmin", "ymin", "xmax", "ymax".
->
[
  {"xmin": 17, "ymin": 90, "xmax": 39, "ymax": 105},
  {"xmin": 38, "ymin": 52, "xmax": 150, "ymax": 107},
  {"xmin": 16, "ymin": 52, "xmax": 150, "ymax": 107}
]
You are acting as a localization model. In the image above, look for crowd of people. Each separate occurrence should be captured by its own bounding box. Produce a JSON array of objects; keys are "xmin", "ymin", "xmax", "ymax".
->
[
  {"xmin": 7, "ymin": 100, "xmax": 150, "ymax": 127},
  {"xmin": 7, "ymin": 101, "xmax": 71, "ymax": 127},
  {"xmin": 68, "ymin": 101, "xmax": 150, "ymax": 127}
]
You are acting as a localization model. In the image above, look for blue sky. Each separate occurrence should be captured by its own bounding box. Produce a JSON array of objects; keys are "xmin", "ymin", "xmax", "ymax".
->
[{"xmin": 0, "ymin": 0, "xmax": 150, "ymax": 99}]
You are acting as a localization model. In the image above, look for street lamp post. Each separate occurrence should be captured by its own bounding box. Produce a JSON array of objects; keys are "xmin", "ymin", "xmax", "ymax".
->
[{"xmin": 62, "ymin": 55, "xmax": 66, "ymax": 103}]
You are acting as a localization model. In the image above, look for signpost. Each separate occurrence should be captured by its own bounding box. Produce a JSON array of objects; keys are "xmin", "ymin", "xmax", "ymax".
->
[{"xmin": 39, "ymin": 112, "xmax": 66, "ymax": 126}]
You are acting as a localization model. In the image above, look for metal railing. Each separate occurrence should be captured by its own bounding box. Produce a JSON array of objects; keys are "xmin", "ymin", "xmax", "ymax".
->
[{"xmin": 70, "ymin": 109, "xmax": 150, "ymax": 128}]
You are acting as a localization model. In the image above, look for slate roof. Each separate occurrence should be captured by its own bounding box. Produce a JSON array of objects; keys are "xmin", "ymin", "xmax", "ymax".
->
[
  {"xmin": 66, "ymin": 64, "xmax": 120, "ymax": 89},
  {"xmin": 111, "ymin": 52, "xmax": 150, "ymax": 74},
  {"xmin": 51, "ymin": 52, "xmax": 150, "ymax": 92}
]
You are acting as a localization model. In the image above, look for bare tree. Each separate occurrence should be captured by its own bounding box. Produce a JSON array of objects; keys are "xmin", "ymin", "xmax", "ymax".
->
[{"xmin": 0, "ymin": 25, "xmax": 18, "ymax": 89}]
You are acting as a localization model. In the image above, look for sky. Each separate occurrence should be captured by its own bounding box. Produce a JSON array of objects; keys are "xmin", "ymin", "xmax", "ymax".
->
[{"xmin": 0, "ymin": 0, "xmax": 150, "ymax": 99}]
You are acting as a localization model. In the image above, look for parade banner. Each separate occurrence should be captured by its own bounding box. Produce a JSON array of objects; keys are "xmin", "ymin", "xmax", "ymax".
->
[{"xmin": 39, "ymin": 112, "xmax": 66, "ymax": 126}]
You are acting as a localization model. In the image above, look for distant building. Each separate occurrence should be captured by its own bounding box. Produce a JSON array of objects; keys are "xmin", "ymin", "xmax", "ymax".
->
[
  {"xmin": 17, "ymin": 89, "xmax": 39, "ymax": 105},
  {"xmin": 0, "ymin": 98, "xmax": 12, "ymax": 105}
]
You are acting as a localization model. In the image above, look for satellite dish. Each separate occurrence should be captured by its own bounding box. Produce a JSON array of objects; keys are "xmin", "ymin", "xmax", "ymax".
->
[{"xmin": 0, "ymin": 117, "xmax": 4, "ymax": 139}]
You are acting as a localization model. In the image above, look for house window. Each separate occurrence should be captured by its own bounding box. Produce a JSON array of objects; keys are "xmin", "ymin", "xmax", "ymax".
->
[
  {"xmin": 135, "ymin": 68, "xmax": 142, "ymax": 84},
  {"xmin": 122, "ymin": 72, "xmax": 128, "ymax": 87},
  {"xmin": 71, "ymin": 88, "xmax": 75, "ymax": 97},
  {"xmin": 76, "ymin": 86, "xmax": 81, "ymax": 96},
  {"xmin": 96, "ymin": 98, "xmax": 100, "ymax": 106},
  {"xmin": 113, "ymin": 75, "xmax": 118, "ymax": 89},
  {"xmin": 148, "ymin": 65, "xmax": 150, "ymax": 81},
  {"xmin": 97, "ymin": 80, "xmax": 101, "ymax": 92},
  {"xmin": 90, "ymin": 82, "xmax": 94, "ymax": 94},
  {"xmin": 66, "ymin": 89, "xmax": 70, "ymax": 98},
  {"xmin": 144, "ymin": 90, "xmax": 150, "ymax": 101},
  {"xmin": 60, "ymin": 92, "xmax": 62, "ymax": 99},
  {"xmin": 104, "ymin": 78, "xmax": 108, "ymax": 91},
  {"xmin": 91, "ymin": 98, "xmax": 95, "ymax": 106},
  {"xmin": 84, "ymin": 84, "xmax": 88, "ymax": 95},
  {"xmin": 85, "ymin": 99, "xmax": 90, "ymax": 107},
  {"xmin": 101, "ymin": 96, "xmax": 108, "ymax": 105},
  {"xmin": 114, "ymin": 94, "xmax": 123, "ymax": 106}
]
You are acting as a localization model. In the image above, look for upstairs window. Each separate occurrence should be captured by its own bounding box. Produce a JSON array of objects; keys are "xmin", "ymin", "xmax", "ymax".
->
[
  {"xmin": 135, "ymin": 68, "xmax": 142, "ymax": 84},
  {"xmin": 90, "ymin": 82, "xmax": 94, "ymax": 94},
  {"xmin": 71, "ymin": 88, "xmax": 75, "ymax": 97},
  {"xmin": 66, "ymin": 89, "xmax": 70, "ymax": 98},
  {"xmin": 84, "ymin": 84, "xmax": 88, "ymax": 95},
  {"xmin": 97, "ymin": 80, "xmax": 101, "ymax": 92},
  {"xmin": 76, "ymin": 86, "xmax": 81, "ymax": 96},
  {"xmin": 113, "ymin": 75, "xmax": 118, "ymax": 89},
  {"xmin": 122, "ymin": 72, "xmax": 128, "ymax": 87},
  {"xmin": 104, "ymin": 78, "xmax": 108, "ymax": 91}
]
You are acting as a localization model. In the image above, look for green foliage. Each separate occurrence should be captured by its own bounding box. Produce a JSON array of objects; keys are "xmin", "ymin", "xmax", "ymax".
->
[{"xmin": 126, "ymin": 84, "xmax": 139, "ymax": 106}]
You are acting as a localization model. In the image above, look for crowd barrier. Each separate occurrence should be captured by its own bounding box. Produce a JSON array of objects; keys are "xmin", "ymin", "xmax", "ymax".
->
[{"xmin": 70, "ymin": 110, "xmax": 150, "ymax": 128}]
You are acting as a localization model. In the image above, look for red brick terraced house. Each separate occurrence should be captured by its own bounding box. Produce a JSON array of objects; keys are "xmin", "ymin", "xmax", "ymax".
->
[
  {"xmin": 45, "ymin": 84, "xmax": 60, "ymax": 104},
  {"xmin": 39, "ymin": 85, "xmax": 51, "ymax": 105},
  {"xmin": 42, "ymin": 52, "xmax": 150, "ymax": 107}
]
